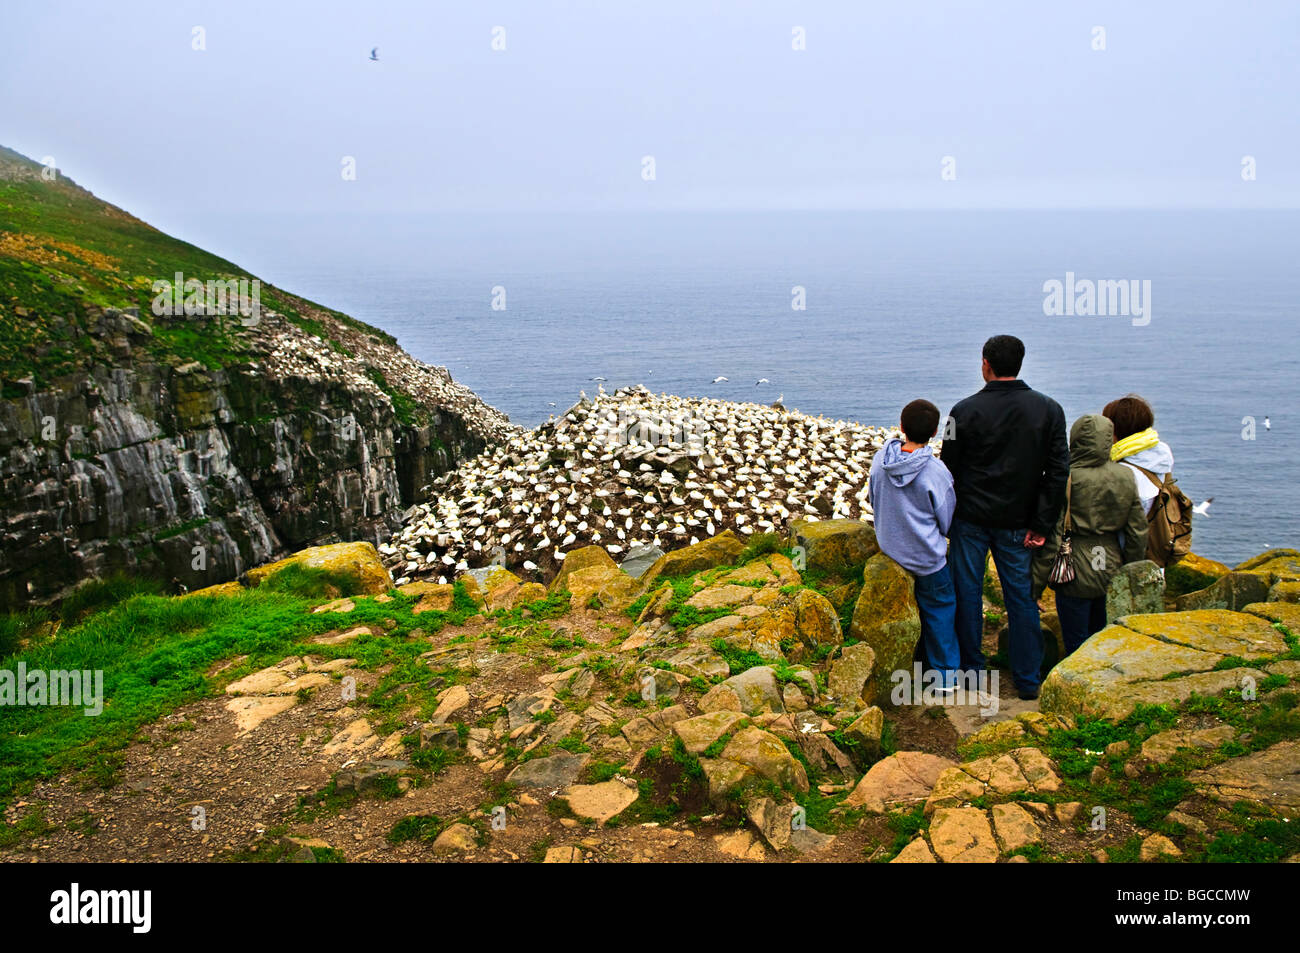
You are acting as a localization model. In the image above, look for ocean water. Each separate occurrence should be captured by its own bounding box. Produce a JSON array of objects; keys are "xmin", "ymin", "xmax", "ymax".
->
[{"xmin": 199, "ymin": 210, "xmax": 1299, "ymax": 566}]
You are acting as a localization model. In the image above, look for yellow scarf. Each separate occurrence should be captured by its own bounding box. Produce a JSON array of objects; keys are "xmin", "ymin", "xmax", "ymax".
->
[{"xmin": 1111, "ymin": 427, "xmax": 1159, "ymax": 462}]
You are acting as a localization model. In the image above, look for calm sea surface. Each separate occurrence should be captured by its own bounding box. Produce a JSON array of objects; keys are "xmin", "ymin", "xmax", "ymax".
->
[{"xmin": 199, "ymin": 210, "xmax": 1299, "ymax": 565}]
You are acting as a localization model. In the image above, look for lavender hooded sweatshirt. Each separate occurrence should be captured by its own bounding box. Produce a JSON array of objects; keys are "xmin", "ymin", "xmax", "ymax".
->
[{"xmin": 868, "ymin": 437, "xmax": 957, "ymax": 576}]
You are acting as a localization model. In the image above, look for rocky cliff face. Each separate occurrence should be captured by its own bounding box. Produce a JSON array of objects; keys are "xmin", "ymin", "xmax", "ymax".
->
[{"xmin": 0, "ymin": 147, "xmax": 514, "ymax": 609}]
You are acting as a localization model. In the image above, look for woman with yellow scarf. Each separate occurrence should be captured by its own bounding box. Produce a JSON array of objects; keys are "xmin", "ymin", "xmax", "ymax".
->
[{"xmin": 1103, "ymin": 395, "xmax": 1175, "ymax": 513}]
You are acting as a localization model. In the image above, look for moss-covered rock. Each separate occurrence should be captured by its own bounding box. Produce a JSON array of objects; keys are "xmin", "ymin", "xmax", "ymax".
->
[
  {"xmin": 848, "ymin": 552, "xmax": 921, "ymax": 701},
  {"xmin": 1106, "ymin": 559, "xmax": 1164, "ymax": 619},
  {"xmin": 548, "ymin": 544, "xmax": 619, "ymax": 594},
  {"xmin": 700, "ymin": 666, "xmax": 784, "ymax": 715},
  {"xmin": 1166, "ymin": 551, "xmax": 1232, "ymax": 597},
  {"xmin": 1234, "ymin": 548, "xmax": 1300, "ymax": 577},
  {"xmin": 1242, "ymin": 600, "xmax": 1300, "ymax": 632},
  {"xmin": 181, "ymin": 580, "xmax": 245, "ymax": 599},
  {"xmin": 789, "ymin": 518, "xmax": 878, "ymax": 574},
  {"xmin": 563, "ymin": 564, "xmax": 638, "ymax": 611},
  {"xmin": 637, "ymin": 531, "xmax": 746, "ymax": 591},
  {"xmin": 720, "ymin": 726, "xmax": 809, "ymax": 793},
  {"xmin": 245, "ymin": 542, "xmax": 392, "ymax": 595},
  {"xmin": 1173, "ymin": 572, "xmax": 1272, "ymax": 613},
  {"xmin": 1269, "ymin": 580, "xmax": 1300, "ymax": 603},
  {"xmin": 511, "ymin": 581, "xmax": 548, "ymax": 606},
  {"xmin": 1039, "ymin": 610, "xmax": 1284, "ymax": 719}
]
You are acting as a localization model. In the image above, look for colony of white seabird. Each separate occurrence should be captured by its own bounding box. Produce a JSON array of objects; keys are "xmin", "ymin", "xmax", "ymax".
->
[
  {"xmin": 255, "ymin": 301, "xmax": 515, "ymax": 443},
  {"xmin": 381, "ymin": 385, "xmax": 904, "ymax": 586}
]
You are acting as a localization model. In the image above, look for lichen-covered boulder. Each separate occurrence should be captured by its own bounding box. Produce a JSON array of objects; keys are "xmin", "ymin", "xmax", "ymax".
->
[
  {"xmin": 1166, "ymin": 551, "xmax": 1232, "ymax": 596},
  {"xmin": 1269, "ymin": 580, "xmax": 1300, "ymax": 603},
  {"xmin": 1235, "ymin": 548, "xmax": 1300, "ymax": 582},
  {"xmin": 1039, "ymin": 611, "xmax": 1285, "ymax": 719},
  {"xmin": 563, "ymin": 564, "xmax": 639, "ymax": 611},
  {"xmin": 182, "ymin": 580, "xmax": 244, "ymax": 599},
  {"xmin": 1174, "ymin": 572, "xmax": 1271, "ymax": 612},
  {"xmin": 637, "ymin": 531, "xmax": 746, "ymax": 591},
  {"xmin": 1106, "ymin": 560, "xmax": 1164, "ymax": 619},
  {"xmin": 511, "ymin": 581, "xmax": 548, "ymax": 607},
  {"xmin": 1244, "ymin": 600, "xmax": 1300, "ymax": 632},
  {"xmin": 245, "ymin": 542, "xmax": 392, "ymax": 595},
  {"xmin": 476, "ymin": 566, "xmax": 523, "ymax": 610},
  {"xmin": 721, "ymin": 726, "xmax": 809, "ymax": 792},
  {"xmin": 700, "ymin": 666, "xmax": 784, "ymax": 715},
  {"xmin": 673, "ymin": 711, "xmax": 750, "ymax": 754},
  {"xmin": 402, "ymin": 581, "xmax": 454, "ymax": 613},
  {"xmin": 549, "ymin": 544, "xmax": 619, "ymax": 594},
  {"xmin": 736, "ymin": 589, "xmax": 843, "ymax": 663},
  {"xmin": 848, "ymin": 553, "xmax": 921, "ymax": 700},
  {"xmin": 789, "ymin": 518, "xmax": 879, "ymax": 574},
  {"xmin": 714, "ymin": 553, "xmax": 801, "ymax": 589},
  {"xmin": 841, "ymin": 751, "xmax": 955, "ymax": 812},
  {"xmin": 827, "ymin": 642, "xmax": 877, "ymax": 706}
]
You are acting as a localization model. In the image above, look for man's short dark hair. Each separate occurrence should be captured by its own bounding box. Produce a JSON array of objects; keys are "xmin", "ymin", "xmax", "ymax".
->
[
  {"xmin": 982, "ymin": 335, "xmax": 1025, "ymax": 377},
  {"xmin": 1102, "ymin": 394, "xmax": 1154, "ymax": 440},
  {"xmin": 900, "ymin": 399, "xmax": 941, "ymax": 444}
]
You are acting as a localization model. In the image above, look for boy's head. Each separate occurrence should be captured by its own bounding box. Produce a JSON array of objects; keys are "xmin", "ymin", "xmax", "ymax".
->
[{"xmin": 900, "ymin": 399, "xmax": 940, "ymax": 444}]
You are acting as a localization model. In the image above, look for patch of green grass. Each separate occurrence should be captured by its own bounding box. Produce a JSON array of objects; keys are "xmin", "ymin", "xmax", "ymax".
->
[
  {"xmin": 711, "ymin": 639, "xmax": 767, "ymax": 675},
  {"xmin": 879, "ymin": 806, "xmax": 927, "ymax": 862},
  {"xmin": 57, "ymin": 572, "xmax": 167, "ymax": 625},
  {"xmin": 257, "ymin": 563, "xmax": 362, "ymax": 600},
  {"xmin": 0, "ymin": 558, "xmax": 493, "ymax": 813},
  {"xmin": 1205, "ymin": 818, "xmax": 1300, "ymax": 863},
  {"xmin": 387, "ymin": 813, "xmax": 446, "ymax": 845},
  {"xmin": 739, "ymin": 533, "xmax": 783, "ymax": 563}
]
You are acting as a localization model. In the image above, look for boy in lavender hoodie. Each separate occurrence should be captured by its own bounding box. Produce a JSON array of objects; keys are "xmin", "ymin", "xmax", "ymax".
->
[{"xmin": 868, "ymin": 399, "xmax": 960, "ymax": 690}]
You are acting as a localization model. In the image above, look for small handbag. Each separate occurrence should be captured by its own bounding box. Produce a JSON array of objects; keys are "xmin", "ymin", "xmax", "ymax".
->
[{"xmin": 1048, "ymin": 476, "xmax": 1076, "ymax": 586}]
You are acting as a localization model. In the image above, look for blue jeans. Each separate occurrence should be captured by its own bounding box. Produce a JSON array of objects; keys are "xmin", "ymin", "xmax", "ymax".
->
[
  {"xmin": 949, "ymin": 517, "xmax": 1044, "ymax": 692},
  {"xmin": 912, "ymin": 563, "xmax": 961, "ymax": 690},
  {"xmin": 1056, "ymin": 592, "xmax": 1108, "ymax": 656}
]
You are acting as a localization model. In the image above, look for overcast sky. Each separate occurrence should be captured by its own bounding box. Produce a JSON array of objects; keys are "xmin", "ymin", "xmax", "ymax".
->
[{"xmin": 3, "ymin": 0, "xmax": 1298, "ymax": 232}]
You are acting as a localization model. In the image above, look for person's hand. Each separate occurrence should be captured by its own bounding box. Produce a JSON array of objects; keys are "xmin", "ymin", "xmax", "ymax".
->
[{"xmin": 1024, "ymin": 530, "xmax": 1046, "ymax": 549}]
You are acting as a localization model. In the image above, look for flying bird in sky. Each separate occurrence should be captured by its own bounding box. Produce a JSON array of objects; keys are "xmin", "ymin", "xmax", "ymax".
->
[
  {"xmin": 711, "ymin": 376, "xmax": 728, "ymax": 383},
  {"xmin": 1193, "ymin": 497, "xmax": 1214, "ymax": 517},
  {"xmin": 369, "ymin": 47, "xmax": 379, "ymax": 61}
]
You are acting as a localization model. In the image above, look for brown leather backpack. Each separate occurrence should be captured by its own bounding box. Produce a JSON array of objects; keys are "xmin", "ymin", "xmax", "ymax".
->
[{"xmin": 1132, "ymin": 465, "xmax": 1193, "ymax": 567}]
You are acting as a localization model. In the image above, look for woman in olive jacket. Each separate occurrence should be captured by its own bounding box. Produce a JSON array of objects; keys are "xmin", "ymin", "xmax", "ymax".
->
[{"xmin": 1033, "ymin": 414, "xmax": 1149, "ymax": 655}]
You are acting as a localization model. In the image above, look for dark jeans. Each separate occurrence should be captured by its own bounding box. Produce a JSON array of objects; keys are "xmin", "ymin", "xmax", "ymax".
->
[
  {"xmin": 912, "ymin": 563, "xmax": 961, "ymax": 689},
  {"xmin": 949, "ymin": 517, "xmax": 1044, "ymax": 692},
  {"xmin": 1056, "ymin": 592, "xmax": 1108, "ymax": 656}
]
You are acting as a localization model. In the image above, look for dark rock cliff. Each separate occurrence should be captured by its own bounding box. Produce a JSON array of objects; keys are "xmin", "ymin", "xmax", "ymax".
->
[
  {"xmin": 0, "ymin": 304, "xmax": 512, "ymax": 609},
  {"xmin": 0, "ymin": 147, "xmax": 514, "ymax": 609}
]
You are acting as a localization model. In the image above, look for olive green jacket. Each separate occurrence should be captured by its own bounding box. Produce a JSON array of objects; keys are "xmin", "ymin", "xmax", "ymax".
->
[{"xmin": 1032, "ymin": 414, "xmax": 1149, "ymax": 599}]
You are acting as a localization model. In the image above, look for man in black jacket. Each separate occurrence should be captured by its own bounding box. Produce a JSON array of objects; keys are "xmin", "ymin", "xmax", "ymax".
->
[{"xmin": 941, "ymin": 335, "xmax": 1069, "ymax": 699}]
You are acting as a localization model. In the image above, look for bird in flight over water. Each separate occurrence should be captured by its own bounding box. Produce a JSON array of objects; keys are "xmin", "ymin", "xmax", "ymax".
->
[{"xmin": 370, "ymin": 47, "xmax": 379, "ymax": 61}]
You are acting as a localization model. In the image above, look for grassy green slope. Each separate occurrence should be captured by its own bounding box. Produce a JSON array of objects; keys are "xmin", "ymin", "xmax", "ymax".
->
[{"xmin": 0, "ymin": 145, "xmax": 395, "ymax": 387}]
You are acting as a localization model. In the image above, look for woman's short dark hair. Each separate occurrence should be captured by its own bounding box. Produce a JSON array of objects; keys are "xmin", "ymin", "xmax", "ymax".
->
[
  {"xmin": 1102, "ymin": 394, "xmax": 1155, "ymax": 440},
  {"xmin": 900, "ymin": 399, "xmax": 941, "ymax": 443}
]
